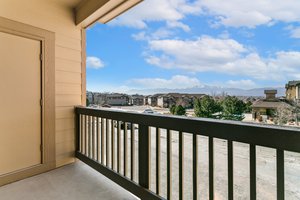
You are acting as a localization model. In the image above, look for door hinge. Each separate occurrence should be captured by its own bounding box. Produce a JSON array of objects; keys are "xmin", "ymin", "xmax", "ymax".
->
[
  {"xmin": 40, "ymin": 144, "xmax": 43, "ymax": 152},
  {"xmin": 40, "ymin": 54, "xmax": 43, "ymax": 61},
  {"xmin": 40, "ymin": 99, "xmax": 43, "ymax": 107}
]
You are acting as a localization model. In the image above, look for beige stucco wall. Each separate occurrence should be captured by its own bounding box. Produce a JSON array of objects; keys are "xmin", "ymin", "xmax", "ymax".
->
[
  {"xmin": 286, "ymin": 86, "xmax": 297, "ymax": 100},
  {"xmin": 0, "ymin": 0, "xmax": 82, "ymax": 167}
]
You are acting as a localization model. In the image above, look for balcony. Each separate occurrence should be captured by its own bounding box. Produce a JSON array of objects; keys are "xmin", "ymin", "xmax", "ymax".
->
[
  {"xmin": 72, "ymin": 107, "xmax": 300, "ymax": 200},
  {"xmin": 0, "ymin": 161, "xmax": 137, "ymax": 200}
]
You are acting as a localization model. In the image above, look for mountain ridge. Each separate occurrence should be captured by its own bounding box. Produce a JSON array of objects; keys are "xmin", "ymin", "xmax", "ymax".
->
[{"xmin": 126, "ymin": 86, "xmax": 285, "ymax": 96}]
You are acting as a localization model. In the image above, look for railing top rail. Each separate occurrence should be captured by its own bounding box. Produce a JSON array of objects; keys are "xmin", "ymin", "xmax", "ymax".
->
[{"xmin": 75, "ymin": 106, "xmax": 300, "ymax": 153}]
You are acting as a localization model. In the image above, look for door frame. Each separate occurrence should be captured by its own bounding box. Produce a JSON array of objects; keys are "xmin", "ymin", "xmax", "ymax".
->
[{"xmin": 0, "ymin": 17, "xmax": 55, "ymax": 186}]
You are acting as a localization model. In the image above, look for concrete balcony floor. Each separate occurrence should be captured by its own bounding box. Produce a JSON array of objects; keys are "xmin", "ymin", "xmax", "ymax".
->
[{"xmin": 0, "ymin": 161, "xmax": 138, "ymax": 200}]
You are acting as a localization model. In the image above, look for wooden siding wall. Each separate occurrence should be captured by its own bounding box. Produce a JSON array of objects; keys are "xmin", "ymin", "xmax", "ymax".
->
[{"xmin": 0, "ymin": 0, "xmax": 83, "ymax": 167}]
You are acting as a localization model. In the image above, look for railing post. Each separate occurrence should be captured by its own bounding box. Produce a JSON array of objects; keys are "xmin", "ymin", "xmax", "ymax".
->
[
  {"xmin": 138, "ymin": 124, "xmax": 150, "ymax": 189},
  {"xmin": 75, "ymin": 108, "xmax": 80, "ymax": 152}
]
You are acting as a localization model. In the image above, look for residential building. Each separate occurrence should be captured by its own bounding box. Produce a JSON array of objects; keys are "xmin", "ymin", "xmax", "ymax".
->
[
  {"xmin": 157, "ymin": 95, "xmax": 176, "ymax": 108},
  {"xmin": 252, "ymin": 90, "xmax": 291, "ymax": 120},
  {"xmin": 130, "ymin": 94, "xmax": 144, "ymax": 106},
  {"xmin": 147, "ymin": 95, "xmax": 160, "ymax": 107},
  {"xmin": 156, "ymin": 93, "xmax": 205, "ymax": 108},
  {"xmin": 93, "ymin": 92, "xmax": 108, "ymax": 105},
  {"xmin": 143, "ymin": 95, "xmax": 150, "ymax": 105},
  {"xmin": 106, "ymin": 93, "xmax": 129, "ymax": 106},
  {"xmin": 286, "ymin": 80, "xmax": 300, "ymax": 102}
]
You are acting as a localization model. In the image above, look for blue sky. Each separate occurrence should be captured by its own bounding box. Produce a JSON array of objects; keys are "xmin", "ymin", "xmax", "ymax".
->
[{"xmin": 86, "ymin": 0, "xmax": 300, "ymax": 93}]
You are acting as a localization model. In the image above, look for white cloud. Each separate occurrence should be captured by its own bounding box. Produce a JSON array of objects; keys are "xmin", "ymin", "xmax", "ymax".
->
[
  {"xmin": 132, "ymin": 31, "xmax": 148, "ymax": 41},
  {"xmin": 226, "ymin": 79, "xmax": 257, "ymax": 89},
  {"xmin": 166, "ymin": 21, "xmax": 191, "ymax": 32},
  {"xmin": 110, "ymin": 0, "xmax": 300, "ymax": 29},
  {"xmin": 144, "ymin": 36, "xmax": 300, "ymax": 80},
  {"xmin": 146, "ymin": 35, "xmax": 247, "ymax": 69},
  {"xmin": 109, "ymin": 0, "xmax": 202, "ymax": 29},
  {"xmin": 287, "ymin": 25, "xmax": 300, "ymax": 38},
  {"xmin": 198, "ymin": 0, "xmax": 300, "ymax": 28},
  {"xmin": 216, "ymin": 11, "xmax": 271, "ymax": 28},
  {"xmin": 128, "ymin": 75, "xmax": 201, "ymax": 89},
  {"xmin": 86, "ymin": 56, "xmax": 105, "ymax": 69},
  {"xmin": 218, "ymin": 30, "xmax": 230, "ymax": 39},
  {"xmin": 132, "ymin": 28, "xmax": 174, "ymax": 41}
]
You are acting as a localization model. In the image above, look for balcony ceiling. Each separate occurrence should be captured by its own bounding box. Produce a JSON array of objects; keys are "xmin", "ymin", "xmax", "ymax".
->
[
  {"xmin": 50, "ymin": 0, "xmax": 142, "ymax": 28},
  {"xmin": 52, "ymin": 0, "xmax": 82, "ymax": 7},
  {"xmin": 75, "ymin": 0, "xmax": 143, "ymax": 28}
]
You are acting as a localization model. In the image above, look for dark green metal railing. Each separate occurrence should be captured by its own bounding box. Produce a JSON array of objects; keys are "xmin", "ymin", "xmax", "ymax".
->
[{"xmin": 75, "ymin": 106, "xmax": 300, "ymax": 200}]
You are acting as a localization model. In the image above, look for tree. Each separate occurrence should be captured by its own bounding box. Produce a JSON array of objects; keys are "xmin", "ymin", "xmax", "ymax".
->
[
  {"xmin": 288, "ymin": 101, "xmax": 300, "ymax": 125},
  {"xmin": 86, "ymin": 98, "xmax": 90, "ymax": 107},
  {"xmin": 175, "ymin": 105, "xmax": 186, "ymax": 116},
  {"xmin": 275, "ymin": 104, "xmax": 294, "ymax": 125},
  {"xmin": 194, "ymin": 96, "xmax": 222, "ymax": 118},
  {"xmin": 221, "ymin": 96, "xmax": 246, "ymax": 121},
  {"xmin": 170, "ymin": 105, "xmax": 186, "ymax": 116},
  {"xmin": 244, "ymin": 101, "xmax": 252, "ymax": 113},
  {"xmin": 169, "ymin": 105, "xmax": 176, "ymax": 114}
]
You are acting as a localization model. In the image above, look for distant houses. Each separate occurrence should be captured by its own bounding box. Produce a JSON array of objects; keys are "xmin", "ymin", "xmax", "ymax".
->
[
  {"xmin": 252, "ymin": 90, "xmax": 290, "ymax": 121},
  {"xmin": 130, "ymin": 94, "xmax": 144, "ymax": 106},
  {"xmin": 86, "ymin": 92, "xmax": 205, "ymax": 108},
  {"xmin": 146, "ymin": 93, "xmax": 205, "ymax": 108},
  {"xmin": 157, "ymin": 95, "xmax": 175, "ymax": 108},
  {"xmin": 147, "ymin": 94, "xmax": 160, "ymax": 107},
  {"xmin": 106, "ymin": 93, "xmax": 129, "ymax": 106},
  {"xmin": 86, "ymin": 92, "xmax": 130, "ymax": 106},
  {"xmin": 286, "ymin": 80, "xmax": 300, "ymax": 103}
]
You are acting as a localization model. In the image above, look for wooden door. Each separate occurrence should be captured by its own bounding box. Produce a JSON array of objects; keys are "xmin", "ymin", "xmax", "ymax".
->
[{"xmin": 0, "ymin": 31, "xmax": 42, "ymax": 175}]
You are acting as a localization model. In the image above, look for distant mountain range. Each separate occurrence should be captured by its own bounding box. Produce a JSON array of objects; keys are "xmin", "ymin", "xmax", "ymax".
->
[{"xmin": 127, "ymin": 86, "xmax": 286, "ymax": 96}]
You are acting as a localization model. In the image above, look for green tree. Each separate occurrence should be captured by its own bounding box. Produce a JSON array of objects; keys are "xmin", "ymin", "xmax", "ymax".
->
[
  {"xmin": 194, "ymin": 96, "xmax": 222, "ymax": 118},
  {"xmin": 170, "ymin": 105, "xmax": 186, "ymax": 116},
  {"xmin": 86, "ymin": 98, "xmax": 90, "ymax": 106},
  {"xmin": 221, "ymin": 96, "xmax": 246, "ymax": 121},
  {"xmin": 244, "ymin": 101, "xmax": 252, "ymax": 113},
  {"xmin": 169, "ymin": 105, "xmax": 176, "ymax": 114},
  {"xmin": 175, "ymin": 105, "xmax": 186, "ymax": 116}
]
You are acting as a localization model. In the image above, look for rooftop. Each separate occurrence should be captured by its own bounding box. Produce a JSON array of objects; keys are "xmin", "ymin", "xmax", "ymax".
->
[
  {"xmin": 286, "ymin": 80, "xmax": 300, "ymax": 87},
  {"xmin": 252, "ymin": 100, "xmax": 291, "ymax": 109}
]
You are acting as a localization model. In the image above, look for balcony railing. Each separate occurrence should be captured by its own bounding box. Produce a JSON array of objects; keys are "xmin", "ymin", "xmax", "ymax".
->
[{"xmin": 75, "ymin": 106, "xmax": 300, "ymax": 200}]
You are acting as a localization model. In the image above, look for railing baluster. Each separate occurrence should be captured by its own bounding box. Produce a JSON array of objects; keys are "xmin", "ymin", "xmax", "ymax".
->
[
  {"xmin": 156, "ymin": 128, "xmax": 161, "ymax": 195},
  {"xmin": 209, "ymin": 137, "xmax": 214, "ymax": 200},
  {"xmin": 138, "ymin": 124, "xmax": 150, "ymax": 189},
  {"xmin": 193, "ymin": 134, "xmax": 198, "ymax": 200},
  {"xmin": 277, "ymin": 149, "xmax": 284, "ymax": 200},
  {"xmin": 179, "ymin": 131, "xmax": 184, "ymax": 200},
  {"xmin": 96, "ymin": 117, "xmax": 100, "ymax": 162},
  {"xmin": 124, "ymin": 122, "xmax": 128, "ymax": 177},
  {"xmin": 228, "ymin": 140, "xmax": 234, "ymax": 200},
  {"xmin": 77, "ymin": 114, "xmax": 81, "ymax": 152},
  {"xmin": 84, "ymin": 115, "xmax": 87, "ymax": 155},
  {"xmin": 88, "ymin": 116, "xmax": 91, "ymax": 158},
  {"xmin": 101, "ymin": 118, "xmax": 105, "ymax": 165},
  {"xmin": 92, "ymin": 116, "xmax": 95, "ymax": 160},
  {"xmin": 111, "ymin": 120, "xmax": 115, "ymax": 170},
  {"xmin": 250, "ymin": 144, "xmax": 256, "ymax": 200},
  {"xmin": 80, "ymin": 115, "xmax": 84, "ymax": 153},
  {"xmin": 131, "ymin": 123, "xmax": 135, "ymax": 181},
  {"xmin": 117, "ymin": 121, "xmax": 121, "ymax": 173},
  {"xmin": 106, "ymin": 119, "xmax": 110, "ymax": 167},
  {"xmin": 167, "ymin": 129, "xmax": 172, "ymax": 200}
]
